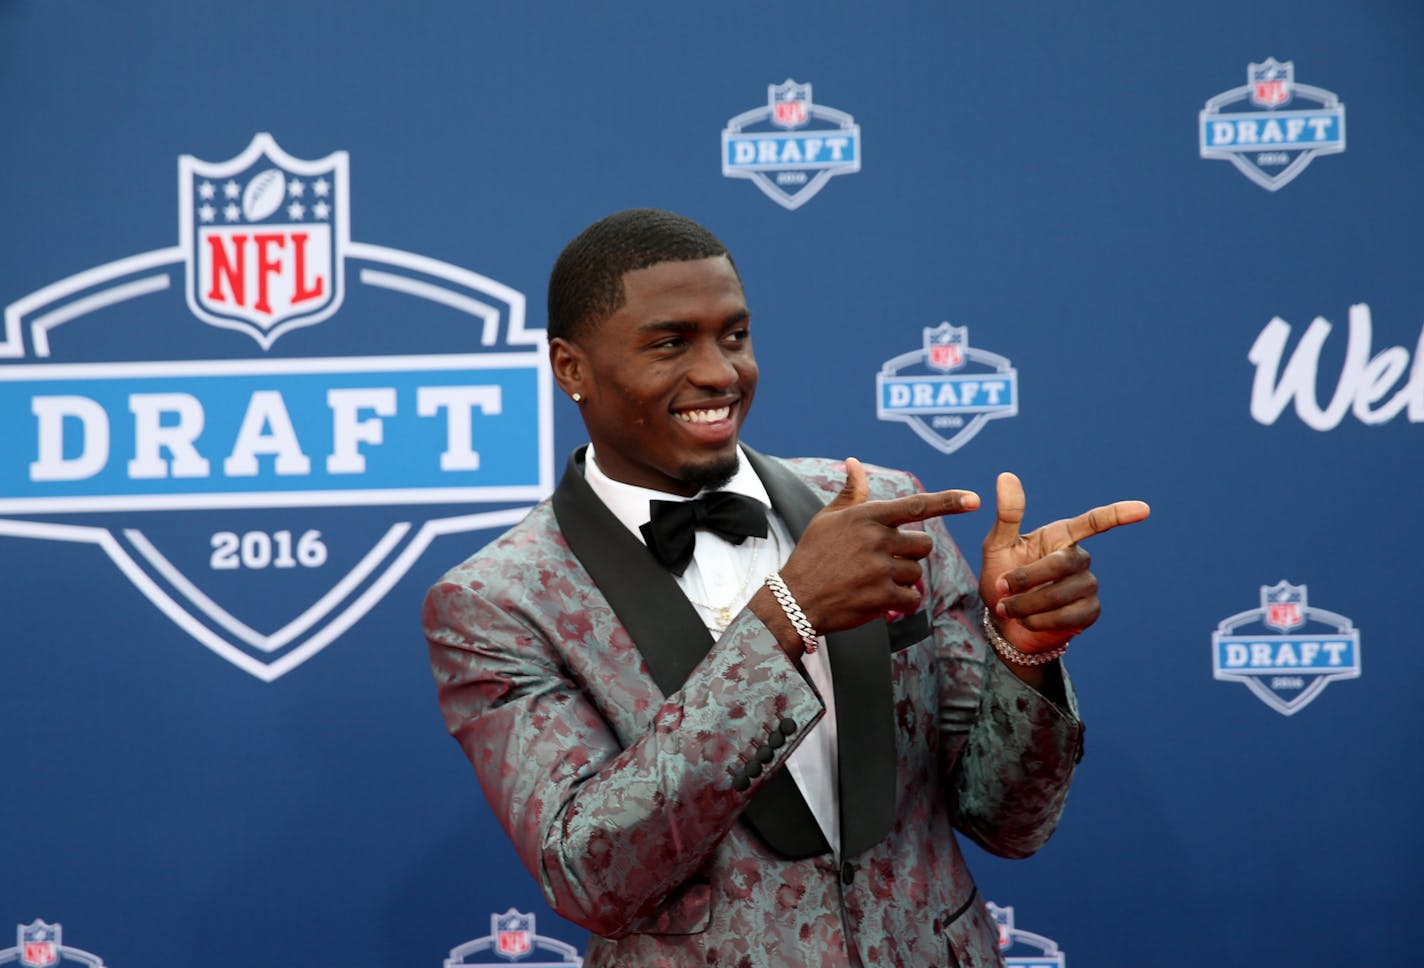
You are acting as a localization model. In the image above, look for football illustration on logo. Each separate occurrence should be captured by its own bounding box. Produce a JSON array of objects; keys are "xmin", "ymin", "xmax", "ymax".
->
[{"xmin": 241, "ymin": 168, "xmax": 287, "ymax": 221}]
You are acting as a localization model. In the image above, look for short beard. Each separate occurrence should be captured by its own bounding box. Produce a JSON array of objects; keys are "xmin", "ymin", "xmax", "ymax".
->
[{"xmin": 679, "ymin": 453, "xmax": 740, "ymax": 493}]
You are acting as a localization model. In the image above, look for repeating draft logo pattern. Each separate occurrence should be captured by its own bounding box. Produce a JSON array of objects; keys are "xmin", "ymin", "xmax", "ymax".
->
[
  {"xmin": 0, "ymin": 921, "xmax": 107, "ymax": 968},
  {"xmin": 876, "ymin": 323, "xmax": 1018, "ymax": 453},
  {"xmin": 722, "ymin": 79, "xmax": 861, "ymax": 209},
  {"xmin": 987, "ymin": 903, "xmax": 1066, "ymax": 968},
  {"xmin": 443, "ymin": 910, "xmax": 582, "ymax": 967},
  {"xmin": 1212, "ymin": 581, "xmax": 1361, "ymax": 715},
  {"xmin": 1, "ymin": 133, "xmax": 553, "ymax": 681},
  {"xmin": 1199, "ymin": 58, "xmax": 1345, "ymax": 191}
]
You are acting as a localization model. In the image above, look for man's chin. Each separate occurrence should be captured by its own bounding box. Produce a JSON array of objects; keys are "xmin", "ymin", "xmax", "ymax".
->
[{"xmin": 679, "ymin": 452, "xmax": 740, "ymax": 493}]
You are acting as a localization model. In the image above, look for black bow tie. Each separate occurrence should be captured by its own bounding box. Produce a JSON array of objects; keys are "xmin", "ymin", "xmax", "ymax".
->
[{"xmin": 640, "ymin": 492, "xmax": 770, "ymax": 575}]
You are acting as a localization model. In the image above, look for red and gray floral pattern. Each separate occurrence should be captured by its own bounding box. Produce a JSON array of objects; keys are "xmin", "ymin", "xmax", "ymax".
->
[{"xmin": 424, "ymin": 456, "xmax": 1083, "ymax": 967}]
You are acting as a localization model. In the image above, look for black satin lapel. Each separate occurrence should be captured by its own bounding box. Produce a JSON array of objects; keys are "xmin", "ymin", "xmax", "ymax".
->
[
  {"xmin": 825, "ymin": 622, "xmax": 895, "ymax": 858},
  {"xmin": 745, "ymin": 447, "xmax": 898, "ymax": 860},
  {"xmin": 737, "ymin": 772, "xmax": 832, "ymax": 858},
  {"xmin": 552, "ymin": 448, "xmax": 829, "ymax": 860},
  {"xmin": 552, "ymin": 448, "xmax": 710, "ymax": 697}
]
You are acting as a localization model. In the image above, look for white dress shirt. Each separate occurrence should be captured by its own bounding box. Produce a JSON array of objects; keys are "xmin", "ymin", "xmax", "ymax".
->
[{"xmin": 584, "ymin": 444, "xmax": 842, "ymax": 858}]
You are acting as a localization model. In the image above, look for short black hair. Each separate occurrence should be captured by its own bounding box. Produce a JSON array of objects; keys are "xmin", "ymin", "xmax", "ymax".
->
[{"xmin": 547, "ymin": 208, "xmax": 735, "ymax": 342}]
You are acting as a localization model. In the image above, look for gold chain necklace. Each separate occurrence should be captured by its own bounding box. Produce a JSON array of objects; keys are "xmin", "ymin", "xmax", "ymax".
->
[{"xmin": 682, "ymin": 529, "xmax": 776, "ymax": 634}]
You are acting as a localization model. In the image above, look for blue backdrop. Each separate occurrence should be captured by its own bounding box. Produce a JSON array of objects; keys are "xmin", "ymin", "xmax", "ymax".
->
[{"xmin": 3, "ymin": 1, "xmax": 1421, "ymax": 965}]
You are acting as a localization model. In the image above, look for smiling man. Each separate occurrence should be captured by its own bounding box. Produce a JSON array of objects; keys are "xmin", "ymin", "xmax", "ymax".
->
[
  {"xmin": 424, "ymin": 209, "xmax": 1148, "ymax": 967},
  {"xmin": 549, "ymin": 240, "xmax": 754, "ymax": 497}
]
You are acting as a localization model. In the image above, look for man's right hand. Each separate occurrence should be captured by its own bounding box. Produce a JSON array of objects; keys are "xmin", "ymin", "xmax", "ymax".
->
[{"xmin": 774, "ymin": 457, "xmax": 979, "ymax": 636}]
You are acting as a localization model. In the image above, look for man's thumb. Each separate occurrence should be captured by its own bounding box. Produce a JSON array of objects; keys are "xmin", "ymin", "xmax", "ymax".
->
[{"xmin": 827, "ymin": 457, "xmax": 869, "ymax": 510}]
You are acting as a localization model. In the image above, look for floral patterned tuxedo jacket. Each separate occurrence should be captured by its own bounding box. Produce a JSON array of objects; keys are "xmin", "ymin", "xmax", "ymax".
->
[{"xmin": 424, "ymin": 447, "xmax": 1084, "ymax": 967}]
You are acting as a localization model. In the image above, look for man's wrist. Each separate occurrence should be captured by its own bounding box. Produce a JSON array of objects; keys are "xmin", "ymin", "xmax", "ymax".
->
[
  {"xmin": 749, "ymin": 586, "xmax": 807, "ymax": 661},
  {"xmin": 982, "ymin": 608, "xmax": 1062, "ymax": 690},
  {"xmin": 764, "ymin": 573, "xmax": 819, "ymax": 656}
]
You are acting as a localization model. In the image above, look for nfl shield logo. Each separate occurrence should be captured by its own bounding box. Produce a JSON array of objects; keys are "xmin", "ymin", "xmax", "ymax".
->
[
  {"xmin": 180, "ymin": 133, "xmax": 347, "ymax": 350},
  {"xmin": 1263, "ymin": 581, "xmax": 1306, "ymax": 632},
  {"xmin": 770, "ymin": 80, "xmax": 811, "ymax": 128},
  {"xmin": 19, "ymin": 921, "xmax": 59, "ymax": 968},
  {"xmin": 924, "ymin": 322, "xmax": 967, "ymax": 371},
  {"xmin": 492, "ymin": 910, "xmax": 533, "ymax": 959},
  {"xmin": 1250, "ymin": 58, "xmax": 1293, "ymax": 108}
]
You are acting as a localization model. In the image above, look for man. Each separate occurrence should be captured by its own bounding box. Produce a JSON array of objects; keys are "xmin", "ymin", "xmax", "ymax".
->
[{"xmin": 424, "ymin": 209, "xmax": 1148, "ymax": 967}]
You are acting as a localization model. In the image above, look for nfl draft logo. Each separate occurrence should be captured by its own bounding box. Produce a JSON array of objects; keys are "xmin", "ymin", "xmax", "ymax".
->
[
  {"xmin": 1199, "ymin": 59, "xmax": 1346, "ymax": 191},
  {"xmin": 443, "ymin": 909, "xmax": 583, "ymax": 966},
  {"xmin": 722, "ymin": 79, "xmax": 861, "ymax": 210},
  {"xmin": 3, "ymin": 921, "xmax": 108, "ymax": 968},
  {"xmin": 987, "ymin": 903, "xmax": 1066, "ymax": 968},
  {"xmin": 1, "ymin": 133, "xmax": 553, "ymax": 681},
  {"xmin": 876, "ymin": 323, "xmax": 1018, "ymax": 454},
  {"xmin": 1212, "ymin": 581, "xmax": 1362, "ymax": 715}
]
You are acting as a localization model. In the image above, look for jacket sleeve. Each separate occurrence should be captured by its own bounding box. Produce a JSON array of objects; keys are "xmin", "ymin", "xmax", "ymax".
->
[
  {"xmin": 917, "ymin": 487, "xmax": 1085, "ymax": 860},
  {"xmin": 424, "ymin": 571, "xmax": 825, "ymax": 938}
]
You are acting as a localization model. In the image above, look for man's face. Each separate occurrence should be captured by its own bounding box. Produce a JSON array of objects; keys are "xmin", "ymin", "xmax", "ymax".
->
[{"xmin": 555, "ymin": 255, "xmax": 758, "ymax": 496}]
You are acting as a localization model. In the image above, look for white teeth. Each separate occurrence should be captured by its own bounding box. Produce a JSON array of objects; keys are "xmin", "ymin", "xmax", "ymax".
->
[{"xmin": 675, "ymin": 406, "xmax": 731, "ymax": 424}]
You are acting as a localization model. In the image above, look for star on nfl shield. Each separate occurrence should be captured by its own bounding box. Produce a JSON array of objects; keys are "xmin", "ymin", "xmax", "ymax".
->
[
  {"xmin": 19, "ymin": 921, "xmax": 59, "ymax": 968},
  {"xmin": 180, "ymin": 133, "xmax": 347, "ymax": 350},
  {"xmin": 493, "ymin": 910, "xmax": 533, "ymax": 958}
]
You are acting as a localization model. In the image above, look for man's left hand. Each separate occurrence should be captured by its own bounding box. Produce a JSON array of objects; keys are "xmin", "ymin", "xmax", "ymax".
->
[{"xmin": 979, "ymin": 472, "xmax": 1150, "ymax": 657}]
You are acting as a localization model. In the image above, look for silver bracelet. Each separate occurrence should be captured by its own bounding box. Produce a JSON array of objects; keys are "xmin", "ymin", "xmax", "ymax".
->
[
  {"xmin": 982, "ymin": 607, "xmax": 1068, "ymax": 667},
  {"xmin": 764, "ymin": 572, "xmax": 819, "ymax": 655}
]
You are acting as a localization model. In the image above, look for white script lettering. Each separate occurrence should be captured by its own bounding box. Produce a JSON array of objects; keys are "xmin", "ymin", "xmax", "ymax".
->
[{"xmin": 1248, "ymin": 303, "xmax": 1424, "ymax": 430}]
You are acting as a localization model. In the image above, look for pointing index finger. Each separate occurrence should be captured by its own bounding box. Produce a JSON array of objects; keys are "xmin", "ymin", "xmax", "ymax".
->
[
  {"xmin": 866, "ymin": 488, "xmax": 981, "ymax": 526},
  {"xmin": 1057, "ymin": 499, "xmax": 1152, "ymax": 546}
]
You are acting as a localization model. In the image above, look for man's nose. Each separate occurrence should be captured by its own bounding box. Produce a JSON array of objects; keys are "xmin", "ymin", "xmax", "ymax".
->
[{"xmin": 686, "ymin": 342, "xmax": 738, "ymax": 388}]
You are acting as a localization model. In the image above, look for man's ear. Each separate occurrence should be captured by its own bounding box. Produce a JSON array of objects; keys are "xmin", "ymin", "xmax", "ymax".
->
[{"xmin": 550, "ymin": 337, "xmax": 587, "ymax": 400}]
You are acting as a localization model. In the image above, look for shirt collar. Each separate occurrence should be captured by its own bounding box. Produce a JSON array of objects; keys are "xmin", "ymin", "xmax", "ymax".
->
[{"xmin": 583, "ymin": 443, "xmax": 772, "ymax": 543}]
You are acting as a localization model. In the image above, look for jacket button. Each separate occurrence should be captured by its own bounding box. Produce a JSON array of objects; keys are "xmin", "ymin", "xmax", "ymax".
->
[
  {"xmin": 779, "ymin": 717, "xmax": 798, "ymax": 735},
  {"xmin": 767, "ymin": 731, "xmax": 785, "ymax": 749},
  {"xmin": 841, "ymin": 861, "xmax": 855, "ymax": 885},
  {"xmin": 732, "ymin": 772, "xmax": 750, "ymax": 792},
  {"xmin": 745, "ymin": 759, "xmax": 763, "ymax": 778},
  {"xmin": 756, "ymin": 745, "xmax": 774, "ymax": 763}
]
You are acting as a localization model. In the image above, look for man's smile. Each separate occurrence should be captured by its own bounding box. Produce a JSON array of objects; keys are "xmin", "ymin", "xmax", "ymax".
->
[{"xmin": 673, "ymin": 402, "xmax": 736, "ymax": 424}]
